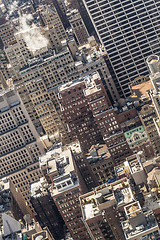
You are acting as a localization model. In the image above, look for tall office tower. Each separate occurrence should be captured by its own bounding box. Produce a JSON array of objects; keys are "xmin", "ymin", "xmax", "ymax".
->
[
  {"xmin": 74, "ymin": 40, "xmax": 120, "ymax": 102},
  {"xmin": 83, "ymin": 0, "xmax": 160, "ymax": 97},
  {"xmin": 0, "ymin": 86, "xmax": 45, "ymax": 208},
  {"xmin": 39, "ymin": 145, "xmax": 90, "ymax": 240},
  {"xmin": 67, "ymin": 0, "xmax": 96, "ymax": 37},
  {"xmin": 38, "ymin": 5, "xmax": 68, "ymax": 42},
  {"xmin": 0, "ymin": 18, "xmax": 16, "ymax": 48},
  {"xmin": 57, "ymin": 0, "xmax": 67, "ymax": 15},
  {"xmin": 42, "ymin": 0, "xmax": 70, "ymax": 29},
  {"xmin": 0, "ymin": 49, "xmax": 14, "ymax": 85},
  {"xmin": 84, "ymin": 72, "xmax": 132, "ymax": 164},
  {"xmin": 59, "ymin": 77, "xmax": 103, "ymax": 152},
  {"xmin": 17, "ymin": 45, "xmax": 78, "ymax": 142},
  {"xmin": 31, "ymin": 180, "xmax": 65, "ymax": 240},
  {"xmin": 4, "ymin": 39, "xmax": 32, "ymax": 73},
  {"xmin": 80, "ymin": 184, "xmax": 125, "ymax": 240},
  {"xmin": 67, "ymin": 9, "xmax": 89, "ymax": 45}
]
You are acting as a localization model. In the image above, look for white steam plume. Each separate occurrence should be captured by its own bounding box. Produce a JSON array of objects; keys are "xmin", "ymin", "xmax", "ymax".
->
[
  {"xmin": 6, "ymin": 0, "xmax": 19, "ymax": 19},
  {"xmin": 17, "ymin": 14, "xmax": 49, "ymax": 53}
]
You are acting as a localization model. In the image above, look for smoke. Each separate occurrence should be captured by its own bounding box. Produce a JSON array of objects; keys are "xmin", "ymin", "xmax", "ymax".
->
[
  {"xmin": 17, "ymin": 14, "xmax": 49, "ymax": 53},
  {"xmin": 6, "ymin": 0, "xmax": 19, "ymax": 19}
]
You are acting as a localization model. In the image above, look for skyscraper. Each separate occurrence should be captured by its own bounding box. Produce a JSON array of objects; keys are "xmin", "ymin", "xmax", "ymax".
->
[
  {"xmin": 0, "ymin": 86, "xmax": 45, "ymax": 208},
  {"xmin": 38, "ymin": 144, "xmax": 90, "ymax": 240},
  {"xmin": 83, "ymin": 0, "xmax": 160, "ymax": 97}
]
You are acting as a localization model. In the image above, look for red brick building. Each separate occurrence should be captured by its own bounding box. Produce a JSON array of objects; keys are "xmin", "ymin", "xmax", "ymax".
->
[
  {"xmin": 39, "ymin": 144, "xmax": 90, "ymax": 240},
  {"xmin": 59, "ymin": 79, "xmax": 103, "ymax": 152},
  {"xmin": 84, "ymin": 72, "xmax": 132, "ymax": 165},
  {"xmin": 59, "ymin": 72, "xmax": 132, "ymax": 164}
]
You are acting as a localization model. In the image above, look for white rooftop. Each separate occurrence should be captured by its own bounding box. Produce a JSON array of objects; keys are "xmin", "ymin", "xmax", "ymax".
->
[{"xmin": 39, "ymin": 144, "xmax": 79, "ymax": 196}]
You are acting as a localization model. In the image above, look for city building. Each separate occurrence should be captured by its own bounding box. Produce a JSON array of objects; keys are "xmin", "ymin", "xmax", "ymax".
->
[
  {"xmin": 4, "ymin": 21, "xmax": 120, "ymax": 141},
  {"xmin": 4, "ymin": 38, "xmax": 32, "ymax": 73},
  {"xmin": 9, "ymin": 179, "xmax": 33, "ymax": 222},
  {"xmin": 0, "ymin": 86, "xmax": 45, "ymax": 209},
  {"xmin": 138, "ymin": 56, "xmax": 160, "ymax": 155},
  {"xmin": 115, "ymin": 102, "xmax": 140, "ymax": 132},
  {"xmin": 38, "ymin": 5, "xmax": 68, "ymax": 42},
  {"xmin": 0, "ymin": 17, "xmax": 16, "ymax": 47},
  {"xmin": 86, "ymin": 144, "xmax": 115, "ymax": 185},
  {"xmin": 31, "ymin": 178, "xmax": 65, "ymax": 240},
  {"xmin": 80, "ymin": 184, "xmax": 125, "ymax": 239},
  {"xmin": 0, "ymin": 212, "xmax": 54, "ymax": 240},
  {"xmin": 75, "ymin": 39, "xmax": 120, "ymax": 102},
  {"xmin": 69, "ymin": 140, "xmax": 98, "ymax": 191},
  {"xmin": 124, "ymin": 125, "xmax": 154, "ymax": 158},
  {"xmin": 121, "ymin": 201, "xmax": 160, "ymax": 239},
  {"xmin": 45, "ymin": 0, "xmax": 70, "ymax": 29},
  {"xmin": 83, "ymin": 0, "xmax": 160, "ymax": 97},
  {"xmin": 66, "ymin": 0, "xmax": 96, "ymax": 37},
  {"xmin": 32, "ymin": 227, "xmax": 55, "ymax": 240},
  {"xmin": 59, "ymin": 74, "xmax": 103, "ymax": 152},
  {"xmin": 39, "ymin": 144, "xmax": 90, "ymax": 240},
  {"xmin": 0, "ymin": 178, "xmax": 12, "ymax": 229},
  {"xmin": 84, "ymin": 72, "xmax": 132, "ymax": 164},
  {"xmin": 67, "ymin": 9, "xmax": 89, "ymax": 45},
  {"xmin": 124, "ymin": 153, "xmax": 148, "ymax": 186},
  {"xmin": 60, "ymin": 71, "xmax": 133, "ymax": 161},
  {"xmin": 16, "ymin": 46, "xmax": 79, "ymax": 141},
  {"xmin": 111, "ymin": 178, "xmax": 135, "ymax": 211}
]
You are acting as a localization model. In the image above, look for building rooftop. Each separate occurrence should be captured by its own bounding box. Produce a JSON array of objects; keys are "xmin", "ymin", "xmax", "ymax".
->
[
  {"xmin": 86, "ymin": 144, "xmax": 111, "ymax": 164},
  {"xmin": 144, "ymin": 194, "xmax": 160, "ymax": 212},
  {"xmin": 66, "ymin": 140, "xmax": 82, "ymax": 154},
  {"xmin": 39, "ymin": 143, "xmax": 79, "ymax": 196},
  {"xmin": 67, "ymin": 9, "xmax": 81, "ymax": 22},
  {"xmin": 59, "ymin": 71, "xmax": 100, "ymax": 93},
  {"xmin": 130, "ymin": 78, "xmax": 153, "ymax": 101},
  {"xmin": 124, "ymin": 155, "xmax": 143, "ymax": 174},
  {"xmin": 84, "ymin": 72, "xmax": 101, "ymax": 96},
  {"xmin": 59, "ymin": 77, "xmax": 83, "ymax": 92},
  {"xmin": 147, "ymin": 167, "xmax": 160, "ymax": 183},
  {"xmin": 124, "ymin": 125, "xmax": 148, "ymax": 148},
  {"xmin": 19, "ymin": 47, "xmax": 70, "ymax": 73},
  {"xmin": 114, "ymin": 164, "xmax": 126, "ymax": 178},
  {"xmin": 80, "ymin": 184, "xmax": 116, "ymax": 220},
  {"xmin": 31, "ymin": 178, "xmax": 49, "ymax": 198},
  {"xmin": 122, "ymin": 208, "xmax": 159, "ymax": 240},
  {"xmin": 111, "ymin": 178, "xmax": 134, "ymax": 206}
]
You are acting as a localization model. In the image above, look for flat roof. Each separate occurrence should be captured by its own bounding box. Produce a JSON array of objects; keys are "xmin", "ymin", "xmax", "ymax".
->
[
  {"xmin": 112, "ymin": 178, "xmax": 134, "ymax": 206},
  {"xmin": 84, "ymin": 72, "xmax": 101, "ymax": 96},
  {"xmin": 131, "ymin": 80, "xmax": 153, "ymax": 101},
  {"xmin": 122, "ymin": 210, "xmax": 158, "ymax": 240},
  {"xmin": 39, "ymin": 144, "xmax": 80, "ymax": 196},
  {"xmin": 80, "ymin": 184, "xmax": 115, "ymax": 220}
]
